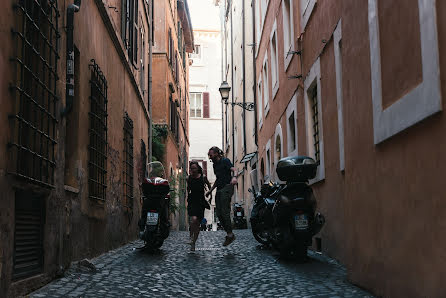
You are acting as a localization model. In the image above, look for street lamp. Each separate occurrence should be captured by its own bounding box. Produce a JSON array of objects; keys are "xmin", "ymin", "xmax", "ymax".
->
[
  {"xmin": 219, "ymin": 81, "xmax": 231, "ymax": 103},
  {"xmin": 218, "ymin": 80, "xmax": 255, "ymax": 111}
]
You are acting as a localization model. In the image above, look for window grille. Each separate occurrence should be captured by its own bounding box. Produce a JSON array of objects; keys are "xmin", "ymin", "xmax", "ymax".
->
[
  {"xmin": 88, "ymin": 59, "xmax": 108, "ymax": 201},
  {"xmin": 9, "ymin": 0, "xmax": 60, "ymax": 188},
  {"xmin": 310, "ymin": 87, "xmax": 320, "ymax": 164},
  {"xmin": 123, "ymin": 113, "xmax": 134, "ymax": 209}
]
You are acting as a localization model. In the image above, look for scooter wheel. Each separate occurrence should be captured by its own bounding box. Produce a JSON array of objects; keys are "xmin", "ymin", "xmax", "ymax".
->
[{"xmin": 252, "ymin": 228, "xmax": 269, "ymax": 245}]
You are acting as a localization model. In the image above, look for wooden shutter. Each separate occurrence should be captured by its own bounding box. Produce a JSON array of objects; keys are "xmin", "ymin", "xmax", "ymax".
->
[
  {"xmin": 203, "ymin": 92, "xmax": 210, "ymax": 118},
  {"xmin": 202, "ymin": 160, "xmax": 208, "ymax": 177},
  {"xmin": 132, "ymin": 0, "xmax": 138, "ymax": 65}
]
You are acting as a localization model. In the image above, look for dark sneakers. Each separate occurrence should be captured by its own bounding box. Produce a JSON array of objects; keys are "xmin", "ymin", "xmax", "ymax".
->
[{"xmin": 223, "ymin": 234, "xmax": 235, "ymax": 246}]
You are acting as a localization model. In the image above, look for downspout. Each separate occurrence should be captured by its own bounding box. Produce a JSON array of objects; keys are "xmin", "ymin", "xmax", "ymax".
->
[
  {"xmin": 62, "ymin": 0, "xmax": 82, "ymax": 116},
  {"xmin": 252, "ymin": 0, "xmax": 258, "ymax": 148},
  {"xmin": 221, "ymin": 1, "xmax": 225, "ymax": 151},
  {"xmin": 230, "ymin": 0, "xmax": 235, "ymax": 163},
  {"xmin": 148, "ymin": 1, "xmax": 153, "ymax": 162},
  {"xmin": 242, "ymin": 0, "xmax": 247, "ymax": 168}
]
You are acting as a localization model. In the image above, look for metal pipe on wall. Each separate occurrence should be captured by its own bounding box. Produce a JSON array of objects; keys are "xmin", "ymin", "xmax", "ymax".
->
[
  {"xmin": 62, "ymin": 0, "xmax": 82, "ymax": 116},
  {"xmin": 230, "ymin": 0, "xmax": 235, "ymax": 163},
  {"xmin": 242, "ymin": 0, "xmax": 247, "ymax": 167},
  {"xmin": 252, "ymin": 0, "xmax": 258, "ymax": 148}
]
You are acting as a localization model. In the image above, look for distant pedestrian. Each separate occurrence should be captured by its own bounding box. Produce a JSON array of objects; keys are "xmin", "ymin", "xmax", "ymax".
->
[
  {"xmin": 187, "ymin": 161, "xmax": 211, "ymax": 251},
  {"xmin": 206, "ymin": 146, "xmax": 237, "ymax": 246},
  {"xmin": 200, "ymin": 217, "xmax": 207, "ymax": 231}
]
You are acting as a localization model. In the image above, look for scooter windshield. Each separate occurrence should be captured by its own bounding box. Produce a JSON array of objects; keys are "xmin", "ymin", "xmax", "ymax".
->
[
  {"xmin": 249, "ymin": 169, "xmax": 259, "ymax": 193},
  {"xmin": 147, "ymin": 161, "xmax": 166, "ymax": 179}
]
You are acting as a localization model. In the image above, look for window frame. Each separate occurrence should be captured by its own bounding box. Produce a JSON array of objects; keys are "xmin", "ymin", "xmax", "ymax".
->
[
  {"xmin": 270, "ymin": 21, "xmax": 279, "ymax": 100},
  {"xmin": 300, "ymin": 0, "xmax": 316, "ymax": 32},
  {"xmin": 368, "ymin": 0, "xmax": 441, "ymax": 144},
  {"xmin": 334, "ymin": 21, "xmax": 345, "ymax": 171},
  {"xmin": 262, "ymin": 55, "xmax": 270, "ymax": 115},
  {"xmin": 282, "ymin": 0, "xmax": 295, "ymax": 71},
  {"xmin": 123, "ymin": 112, "xmax": 134, "ymax": 210},
  {"xmin": 304, "ymin": 58, "xmax": 325, "ymax": 184},
  {"xmin": 189, "ymin": 92, "xmax": 203, "ymax": 118},
  {"xmin": 286, "ymin": 92, "xmax": 298, "ymax": 156},
  {"xmin": 257, "ymin": 78, "xmax": 263, "ymax": 128}
]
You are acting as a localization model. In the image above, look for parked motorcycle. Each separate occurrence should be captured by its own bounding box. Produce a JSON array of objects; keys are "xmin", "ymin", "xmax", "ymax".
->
[
  {"xmin": 249, "ymin": 156, "xmax": 325, "ymax": 259},
  {"xmin": 138, "ymin": 161, "xmax": 171, "ymax": 250},
  {"xmin": 233, "ymin": 203, "xmax": 248, "ymax": 229}
]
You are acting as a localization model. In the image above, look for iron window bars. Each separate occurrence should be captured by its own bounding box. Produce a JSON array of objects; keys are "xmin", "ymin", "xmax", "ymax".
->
[
  {"xmin": 123, "ymin": 113, "xmax": 134, "ymax": 209},
  {"xmin": 88, "ymin": 59, "xmax": 108, "ymax": 201},
  {"xmin": 9, "ymin": 0, "xmax": 60, "ymax": 188},
  {"xmin": 310, "ymin": 87, "xmax": 320, "ymax": 164}
]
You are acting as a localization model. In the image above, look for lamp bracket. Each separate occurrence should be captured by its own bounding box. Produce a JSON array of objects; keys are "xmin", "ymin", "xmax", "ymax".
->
[{"xmin": 223, "ymin": 101, "xmax": 255, "ymax": 111}]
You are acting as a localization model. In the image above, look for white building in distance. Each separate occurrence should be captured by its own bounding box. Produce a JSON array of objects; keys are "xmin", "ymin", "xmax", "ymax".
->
[{"xmin": 188, "ymin": 0, "xmax": 222, "ymax": 230}]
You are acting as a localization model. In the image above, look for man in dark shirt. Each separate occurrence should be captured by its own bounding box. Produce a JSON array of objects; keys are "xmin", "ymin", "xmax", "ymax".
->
[{"xmin": 206, "ymin": 146, "xmax": 237, "ymax": 246}]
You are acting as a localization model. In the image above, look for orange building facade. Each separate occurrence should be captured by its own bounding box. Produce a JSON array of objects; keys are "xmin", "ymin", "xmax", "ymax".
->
[
  {"xmin": 255, "ymin": 0, "xmax": 446, "ymax": 296},
  {"xmin": 0, "ymin": 0, "xmax": 153, "ymax": 296},
  {"xmin": 152, "ymin": 0, "xmax": 193, "ymax": 230}
]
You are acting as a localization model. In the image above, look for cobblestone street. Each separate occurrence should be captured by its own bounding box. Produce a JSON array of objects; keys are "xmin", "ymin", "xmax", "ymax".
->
[{"xmin": 31, "ymin": 230, "xmax": 374, "ymax": 298}]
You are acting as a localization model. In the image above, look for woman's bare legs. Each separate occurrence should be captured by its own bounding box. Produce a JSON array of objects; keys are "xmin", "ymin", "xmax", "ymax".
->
[{"xmin": 190, "ymin": 216, "xmax": 200, "ymax": 251}]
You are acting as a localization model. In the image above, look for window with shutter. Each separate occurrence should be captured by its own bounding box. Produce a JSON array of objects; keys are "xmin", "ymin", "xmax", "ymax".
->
[
  {"xmin": 168, "ymin": 29, "xmax": 172, "ymax": 65},
  {"xmin": 132, "ymin": 0, "xmax": 139, "ymax": 65},
  {"xmin": 203, "ymin": 92, "xmax": 210, "ymax": 118},
  {"xmin": 202, "ymin": 160, "xmax": 208, "ymax": 177}
]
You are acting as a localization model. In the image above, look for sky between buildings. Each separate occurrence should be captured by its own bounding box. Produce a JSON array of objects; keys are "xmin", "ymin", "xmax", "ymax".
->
[{"xmin": 188, "ymin": 0, "xmax": 221, "ymax": 31}]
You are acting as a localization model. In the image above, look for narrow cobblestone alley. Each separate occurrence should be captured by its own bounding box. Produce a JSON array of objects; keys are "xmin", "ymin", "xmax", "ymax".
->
[{"xmin": 31, "ymin": 230, "xmax": 373, "ymax": 298}]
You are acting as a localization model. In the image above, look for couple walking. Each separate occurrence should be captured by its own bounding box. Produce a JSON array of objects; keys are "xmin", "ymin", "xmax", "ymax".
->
[{"xmin": 187, "ymin": 146, "xmax": 238, "ymax": 251}]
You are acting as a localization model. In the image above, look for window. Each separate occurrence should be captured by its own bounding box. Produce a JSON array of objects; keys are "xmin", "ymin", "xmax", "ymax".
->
[
  {"xmin": 9, "ymin": 0, "xmax": 60, "ymax": 187},
  {"xmin": 258, "ymin": 80, "xmax": 263, "ymax": 127},
  {"xmin": 168, "ymin": 28, "xmax": 173, "ymax": 65},
  {"xmin": 255, "ymin": 0, "xmax": 261, "ymax": 53},
  {"xmin": 300, "ymin": 0, "xmax": 316, "ymax": 31},
  {"xmin": 190, "ymin": 92, "xmax": 203, "ymax": 118},
  {"xmin": 191, "ymin": 44, "xmax": 202, "ymax": 60},
  {"xmin": 88, "ymin": 60, "xmax": 108, "ymax": 201},
  {"xmin": 121, "ymin": 0, "xmax": 138, "ymax": 64},
  {"xmin": 368, "ymin": 0, "xmax": 441, "ymax": 144},
  {"xmin": 288, "ymin": 113, "xmax": 296, "ymax": 152},
  {"xmin": 304, "ymin": 58, "xmax": 325, "ymax": 183},
  {"xmin": 334, "ymin": 21, "xmax": 345, "ymax": 171},
  {"xmin": 266, "ymin": 139, "xmax": 271, "ymax": 179},
  {"xmin": 262, "ymin": 57, "xmax": 269, "ymax": 114},
  {"xmin": 140, "ymin": 24, "xmax": 145, "ymax": 95},
  {"xmin": 286, "ymin": 92, "xmax": 298, "ymax": 156},
  {"xmin": 308, "ymin": 86, "xmax": 320, "ymax": 163},
  {"xmin": 270, "ymin": 23, "xmax": 279, "ymax": 99},
  {"xmin": 131, "ymin": 0, "xmax": 138, "ymax": 65},
  {"xmin": 123, "ymin": 113, "xmax": 134, "ymax": 209},
  {"xmin": 274, "ymin": 124, "xmax": 283, "ymax": 180},
  {"xmin": 282, "ymin": 0, "xmax": 294, "ymax": 70}
]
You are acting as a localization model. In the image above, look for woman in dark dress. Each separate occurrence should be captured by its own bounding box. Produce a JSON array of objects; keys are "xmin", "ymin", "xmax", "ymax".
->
[{"xmin": 187, "ymin": 161, "xmax": 211, "ymax": 251}]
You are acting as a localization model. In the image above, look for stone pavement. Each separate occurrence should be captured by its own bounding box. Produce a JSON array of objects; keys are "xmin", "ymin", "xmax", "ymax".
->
[{"xmin": 30, "ymin": 230, "xmax": 374, "ymax": 298}]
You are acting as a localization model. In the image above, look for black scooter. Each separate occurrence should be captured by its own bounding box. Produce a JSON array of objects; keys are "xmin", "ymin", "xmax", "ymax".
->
[
  {"xmin": 250, "ymin": 156, "xmax": 325, "ymax": 259},
  {"xmin": 138, "ymin": 161, "xmax": 171, "ymax": 250}
]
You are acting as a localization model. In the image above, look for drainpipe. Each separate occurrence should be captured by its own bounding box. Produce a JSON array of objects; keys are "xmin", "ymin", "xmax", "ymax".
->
[
  {"xmin": 148, "ymin": 1, "xmax": 153, "ymax": 162},
  {"xmin": 62, "ymin": 0, "xmax": 82, "ymax": 116},
  {"xmin": 252, "ymin": 0, "xmax": 258, "ymax": 148},
  {"xmin": 230, "ymin": 0, "xmax": 235, "ymax": 163},
  {"xmin": 242, "ymin": 0, "xmax": 246, "ymax": 169}
]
